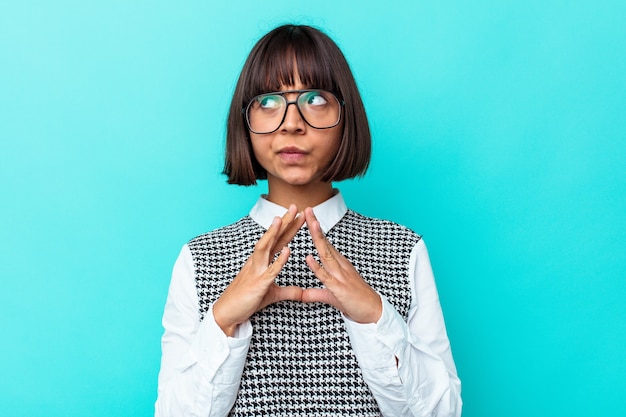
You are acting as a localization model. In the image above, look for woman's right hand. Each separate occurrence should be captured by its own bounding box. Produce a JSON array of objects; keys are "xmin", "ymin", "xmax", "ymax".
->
[{"xmin": 212, "ymin": 204, "xmax": 305, "ymax": 336}]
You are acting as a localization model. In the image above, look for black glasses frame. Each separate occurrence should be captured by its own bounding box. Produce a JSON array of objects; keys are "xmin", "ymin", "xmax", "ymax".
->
[{"xmin": 243, "ymin": 89, "xmax": 344, "ymax": 134}]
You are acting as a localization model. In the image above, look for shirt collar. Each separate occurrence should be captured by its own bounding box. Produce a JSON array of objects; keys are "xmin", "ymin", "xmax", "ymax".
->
[{"xmin": 249, "ymin": 189, "xmax": 347, "ymax": 233}]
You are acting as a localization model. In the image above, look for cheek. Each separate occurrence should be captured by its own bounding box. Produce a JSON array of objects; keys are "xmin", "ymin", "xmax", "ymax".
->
[
  {"xmin": 249, "ymin": 135, "xmax": 268, "ymax": 161},
  {"xmin": 326, "ymin": 129, "xmax": 342, "ymax": 158}
]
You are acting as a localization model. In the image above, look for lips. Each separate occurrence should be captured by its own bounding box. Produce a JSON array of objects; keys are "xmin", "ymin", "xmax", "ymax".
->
[
  {"xmin": 277, "ymin": 146, "xmax": 308, "ymax": 163},
  {"xmin": 278, "ymin": 146, "xmax": 307, "ymax": 154}
]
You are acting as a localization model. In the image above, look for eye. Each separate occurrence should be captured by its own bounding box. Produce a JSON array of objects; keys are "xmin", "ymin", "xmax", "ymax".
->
[
  {"xmin": 303, "ymin": 91, "xmax": 328, "ymax": 107},
  {"xmin": 257, "ymin": 94, "xmax": 282, "ymax": 109}
]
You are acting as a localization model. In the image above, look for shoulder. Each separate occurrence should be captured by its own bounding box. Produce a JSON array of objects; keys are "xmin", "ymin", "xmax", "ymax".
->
[
  {"xmin": 330, "ymin": 210, "xmax": 422, "ymax": 251},
  {"xmin": 341, "ymin": 209, "xmax": 422, "ymax": 241},
  {"xmin": 187, "ymin": 216, "xmax": 261, "ymax": 247}
]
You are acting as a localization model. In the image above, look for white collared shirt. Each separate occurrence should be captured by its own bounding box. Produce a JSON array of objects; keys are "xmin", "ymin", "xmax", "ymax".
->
[{"xmin": 155, "ymin": 191, "xmax": 462, "ymax": 417}]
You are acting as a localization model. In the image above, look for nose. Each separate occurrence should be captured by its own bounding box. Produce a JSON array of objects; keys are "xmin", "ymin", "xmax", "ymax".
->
[{"xmin": 280, "ymin": 101, "xmax": 306, "ymax": 133}]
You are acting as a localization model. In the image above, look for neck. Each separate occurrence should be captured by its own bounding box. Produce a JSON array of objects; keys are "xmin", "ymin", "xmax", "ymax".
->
[{"xmin": 265, "ymin": 179, "xmax": 335, "ymax": 211}]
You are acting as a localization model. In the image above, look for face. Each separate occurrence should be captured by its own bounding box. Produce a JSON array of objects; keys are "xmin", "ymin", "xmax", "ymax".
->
[{"xmin": 249, "ymin": 79, "xmax": 342, "ymax": 189}]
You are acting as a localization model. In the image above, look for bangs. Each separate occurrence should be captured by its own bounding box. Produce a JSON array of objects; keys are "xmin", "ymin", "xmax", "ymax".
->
[{"xmin": 243, "ymin": 26, "xmax": 339, "ymax": 100}]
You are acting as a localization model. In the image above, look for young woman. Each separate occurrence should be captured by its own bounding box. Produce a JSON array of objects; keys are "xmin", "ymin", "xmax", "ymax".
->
[{"xmin": 156, "ymin": 24, "xmax": 462, "ymax": 417}]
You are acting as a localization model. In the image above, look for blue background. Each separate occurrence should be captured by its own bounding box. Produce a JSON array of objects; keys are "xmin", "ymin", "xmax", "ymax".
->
[{"xmin": 1, "ymin": 1, "xmax": 624, "ymax": 416}]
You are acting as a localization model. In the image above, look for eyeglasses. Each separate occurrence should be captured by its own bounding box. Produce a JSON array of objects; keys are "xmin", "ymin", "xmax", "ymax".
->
[{"xmin": 244, "ymin": 89, "xmax": 343, "ymax": 134}]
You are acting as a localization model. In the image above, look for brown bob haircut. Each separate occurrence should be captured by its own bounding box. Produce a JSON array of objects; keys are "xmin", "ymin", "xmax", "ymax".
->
[{"xmin": 223, "ymin": 24, "xmax": 371, "ymax": 185}]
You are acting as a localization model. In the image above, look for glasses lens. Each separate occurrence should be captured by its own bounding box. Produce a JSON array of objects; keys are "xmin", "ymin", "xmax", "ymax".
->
[
  {"xmin": 297, "ymin": 91, "xmax": 341, "ymax": 129},
  {"xmin": 247, "ymin": 94, "xmax": 286, "ymax": 134}
]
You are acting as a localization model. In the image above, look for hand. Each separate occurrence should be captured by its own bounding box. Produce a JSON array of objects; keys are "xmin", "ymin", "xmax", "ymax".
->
[
  {"xmin": 213, "ymin": 204, "xmax": 305, "ymax": 336},
  {"xmin": 301, "ymin": 208, "xmax": 382, "ymax": 324}
]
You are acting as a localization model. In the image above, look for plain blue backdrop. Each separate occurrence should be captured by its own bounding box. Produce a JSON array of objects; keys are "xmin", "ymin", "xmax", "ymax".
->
[{"xmin": 1, "ymin": 1, "xmax": 624, "ymax": 416}]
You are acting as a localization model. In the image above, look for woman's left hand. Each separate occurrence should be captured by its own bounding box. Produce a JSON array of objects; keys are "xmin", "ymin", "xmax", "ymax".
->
[{"xmin": 301, "ymin": 207, "xmax": 382, "ymax": 324}]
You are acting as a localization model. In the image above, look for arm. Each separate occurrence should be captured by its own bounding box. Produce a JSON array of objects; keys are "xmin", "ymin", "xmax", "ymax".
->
[
  {"xmin": 154, "ymin": 245, "xmax": 252, "ymax": 417},
  {"xmin": 300, "ymin": 209, "xmax": 461, "ymax": 415},
  {"xmin": 343, "ymin": 239, "xmax": 462, "ymax": 417},
  {"xmin": 156, "ymin": 207, "xmax": 305, "ymax": 416}
]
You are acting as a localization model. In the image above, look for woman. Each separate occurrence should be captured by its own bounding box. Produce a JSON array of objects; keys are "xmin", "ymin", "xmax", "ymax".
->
[{"xmin": 156, "ymin": 24, "xmax": 461, "ymax": 417}]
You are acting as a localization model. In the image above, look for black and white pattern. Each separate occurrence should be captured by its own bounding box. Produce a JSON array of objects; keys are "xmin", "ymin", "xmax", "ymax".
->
[{"xmin": 188, "ymin": 210, "xmax": 420, "ymax": 416}]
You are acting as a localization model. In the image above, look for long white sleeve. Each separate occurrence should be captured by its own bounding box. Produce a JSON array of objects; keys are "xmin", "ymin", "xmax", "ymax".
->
[
  {"xmin": 155, "ymin": 245, "xmax": 252, "ymax": 417},
  {"xmin": 343, "ymin": 239, "xmax": 462, "ymax": 416}
]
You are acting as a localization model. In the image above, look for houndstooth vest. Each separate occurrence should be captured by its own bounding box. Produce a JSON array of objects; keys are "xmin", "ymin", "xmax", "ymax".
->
[{"xmin": 188, "ymin": 210, "xmax": 420, "ymax": 416}]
